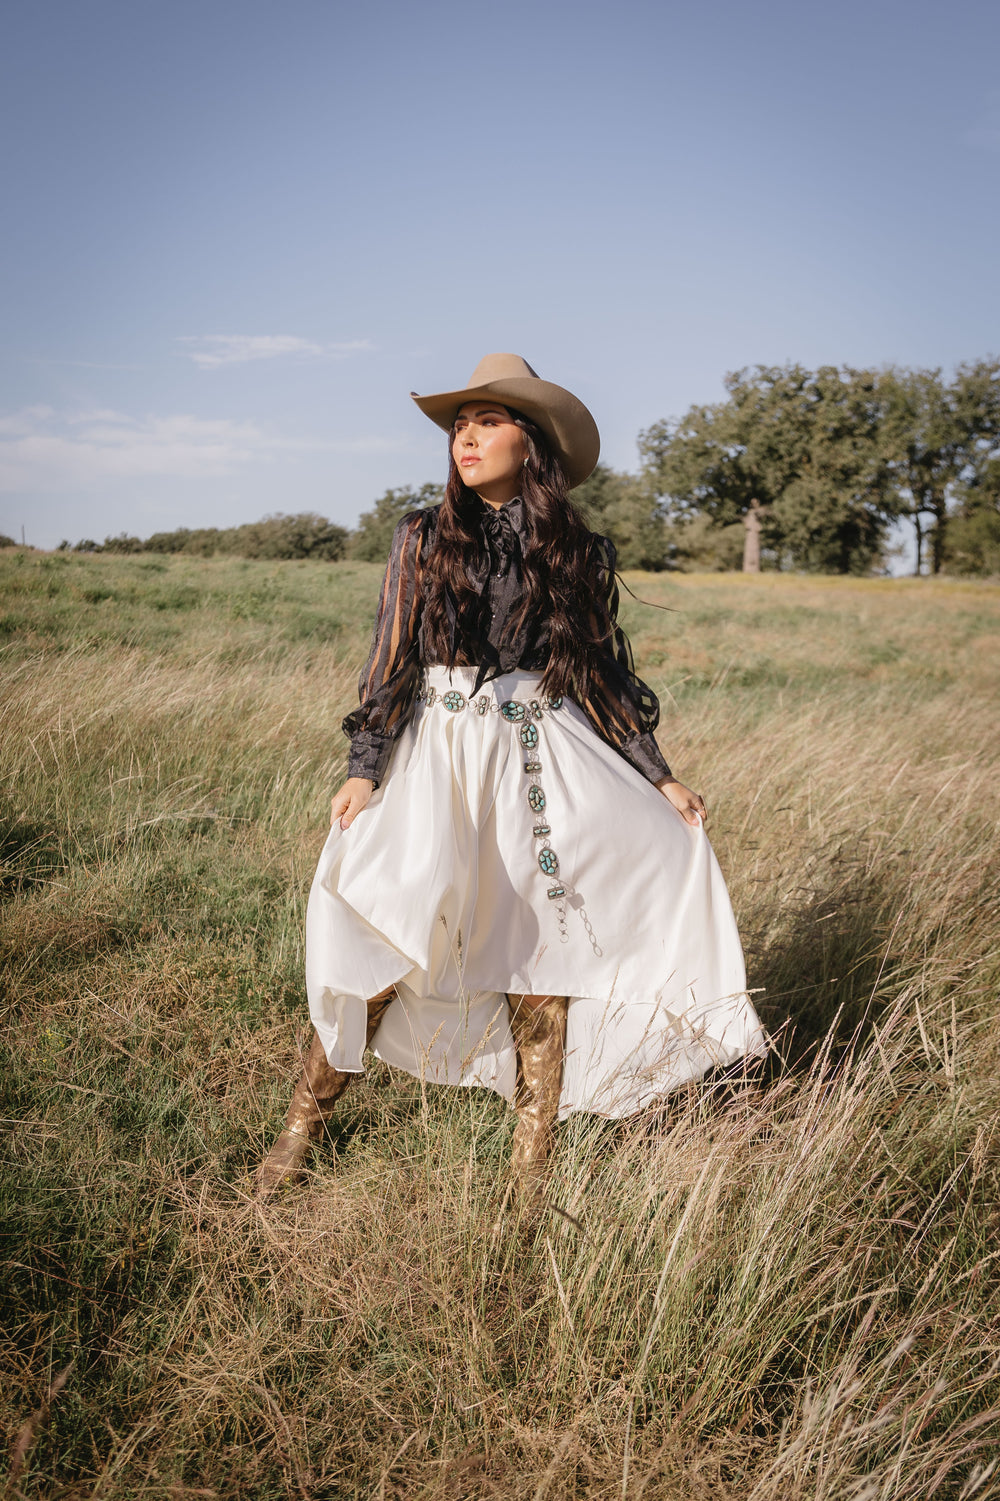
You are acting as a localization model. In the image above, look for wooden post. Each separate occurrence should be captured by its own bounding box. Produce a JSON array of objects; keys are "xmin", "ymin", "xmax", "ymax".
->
[{"xmin": 742, "ymin": 500, "xmax": 762, "ymax": 573}]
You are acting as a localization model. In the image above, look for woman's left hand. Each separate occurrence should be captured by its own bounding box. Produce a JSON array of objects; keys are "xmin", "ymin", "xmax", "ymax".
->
[{"xmin": 656, "ymin": 777, "xmax": 707, "ymax": 827}]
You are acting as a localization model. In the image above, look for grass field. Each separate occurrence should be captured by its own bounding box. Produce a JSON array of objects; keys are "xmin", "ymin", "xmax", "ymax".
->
[{"xmin": 2, "ymin": 547, "xmax": 999, "ymax": 1500}]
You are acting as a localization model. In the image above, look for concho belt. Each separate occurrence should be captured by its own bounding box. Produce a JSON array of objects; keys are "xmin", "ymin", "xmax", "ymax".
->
[{"xmin": 415, "ymin": 682, "xmax": 569, "ymax": 925}]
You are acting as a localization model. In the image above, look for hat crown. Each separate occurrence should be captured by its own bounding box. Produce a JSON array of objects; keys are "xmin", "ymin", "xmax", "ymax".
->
[
  {"xmin": 411, "ymin": 352, "xmax": 600, "ymax": 488},
  {"xmin": 465, "ymin": 353, "xmax": 540, "ymax": 388}
]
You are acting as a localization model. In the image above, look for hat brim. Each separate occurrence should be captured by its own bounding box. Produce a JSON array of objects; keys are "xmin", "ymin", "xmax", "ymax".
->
[{"xmin": 412, "ymin": 376, "xmax": 600, "ymax": 490}]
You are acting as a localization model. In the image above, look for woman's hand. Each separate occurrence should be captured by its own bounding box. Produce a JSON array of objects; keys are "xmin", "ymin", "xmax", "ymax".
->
[
  {"xmin": 656, "ymin": 776, "xmax": 707, "ymax": 827},
  {"xmin": 331, "ymin": 777, "xmax": 374, "ymax": 831}
]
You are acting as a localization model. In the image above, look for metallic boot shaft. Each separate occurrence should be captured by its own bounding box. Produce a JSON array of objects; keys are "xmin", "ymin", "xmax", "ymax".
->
[
  {"xmin": 508, "ymin": 995, "xmax": 569, "ymax": 1200},
  {"xmin": 256, "ymin": 990, "xmax": 394, "ymax": 1194},
  {"xmin": 280, "ymin": 1030, "xmax": 355, "ymax": 1147}
]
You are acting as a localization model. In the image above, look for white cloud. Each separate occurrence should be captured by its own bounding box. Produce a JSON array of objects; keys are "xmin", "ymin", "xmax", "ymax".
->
[
  {"xmin": 0, "ymin": 405, "xmax": 56, "ymax": 436},
  {"xmin": 178, "ymin": 334, "xmax": 373, "ymax": 369},
  {"xmin": 0, "ymin": 406, "xmax": 412, "ymax": 494},
  {"xmin": 0, "ymin": 407, "xmax": 297, "ymax": 492}
]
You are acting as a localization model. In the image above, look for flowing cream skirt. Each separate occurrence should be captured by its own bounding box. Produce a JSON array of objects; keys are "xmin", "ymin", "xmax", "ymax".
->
[{"xmin": 306, "ymin": 665, "xmax": 766, "ymax": 1119}]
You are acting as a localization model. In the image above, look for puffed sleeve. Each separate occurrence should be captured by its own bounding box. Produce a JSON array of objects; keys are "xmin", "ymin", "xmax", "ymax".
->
[
  {"xmin": 342, "ymin": 509, "xmax": 428, "ymax": 786},
  {"xmin": 578, "ymin": 536, "xmax": 673, "ymax": 785}
]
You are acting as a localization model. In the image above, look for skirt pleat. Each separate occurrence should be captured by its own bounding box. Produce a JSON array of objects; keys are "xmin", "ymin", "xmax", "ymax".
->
[{"xmin": 306, "ymin": 666, "xmax": 766, "ymax": 1119}]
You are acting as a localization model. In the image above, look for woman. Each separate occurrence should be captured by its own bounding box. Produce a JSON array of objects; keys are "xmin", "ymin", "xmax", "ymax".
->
[{"xmin": 257, "ymin": 354, "xmax": 765, "ymax": 1197}]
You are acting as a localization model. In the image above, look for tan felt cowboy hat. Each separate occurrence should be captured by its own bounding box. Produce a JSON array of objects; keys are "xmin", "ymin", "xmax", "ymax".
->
[{"xmin": 411, "ymin": 353, "xmax": 600, "ymax": 489}]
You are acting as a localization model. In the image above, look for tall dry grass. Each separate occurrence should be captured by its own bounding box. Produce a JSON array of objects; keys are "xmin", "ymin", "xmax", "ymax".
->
[{"xmin": 2, "ymin": 550, "xmax": 999, "ymax": 1499}]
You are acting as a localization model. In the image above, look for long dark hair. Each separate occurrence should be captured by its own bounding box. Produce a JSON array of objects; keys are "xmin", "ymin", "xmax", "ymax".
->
[{"xmin": 421, "ymin": 409, "xmax": 611, "ymax": 699}]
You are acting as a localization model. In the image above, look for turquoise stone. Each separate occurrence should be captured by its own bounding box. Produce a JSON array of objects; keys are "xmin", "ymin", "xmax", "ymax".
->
[
  {"xmin": 442, "ymin": 690, "xmax": 466, "ymax": 712},
  {"xmin": 500, "ymin": 701, "xmax": 526, "ymax": 722},
  {"xmin": 524, "ymin": 760, "xmax": 542, "ymax": 773},
  {"xmin": 538, "ymin": 848, "xmax": 559, "ymax": 877},
  {"xmin": 547, "ymin": 886, "xmax": 566, "ymax": 900},
  {"xmin": 532, "ymin": 824, "xmax": 551, "ymax": 837},
  {"xmin": 519, "ymin": 723, "xmax": 539, "ymax": 749},
  {"xmin": 547, "ymin": 696, "xmax": 563, "ymax": 711},
  {"xmin": 476, "ymin": 696, "xmax": 489, "ymax": 715},
  {"xmin": 527, "ymin": 785, "xmax": 546, "ymax": 813}
]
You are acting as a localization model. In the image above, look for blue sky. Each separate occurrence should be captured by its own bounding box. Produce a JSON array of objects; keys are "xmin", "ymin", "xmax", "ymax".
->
[{"xmin": 2, "ymin": 0, "xmax": 998, "ymax": 550}]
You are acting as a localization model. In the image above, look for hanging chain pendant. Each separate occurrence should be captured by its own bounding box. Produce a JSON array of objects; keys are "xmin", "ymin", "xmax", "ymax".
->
[{"xmin": 521, "ymin": 716, "xmax": 567, "ymax": 941}]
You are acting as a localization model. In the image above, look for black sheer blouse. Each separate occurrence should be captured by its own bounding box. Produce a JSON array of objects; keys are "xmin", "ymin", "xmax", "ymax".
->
[{"xmin": 344, "ymin": 499, "xmax": 672, "ymax": 788}]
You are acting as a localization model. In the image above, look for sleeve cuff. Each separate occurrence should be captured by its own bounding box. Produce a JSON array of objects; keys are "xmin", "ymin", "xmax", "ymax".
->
[
  {"xmin": 347, "ymin": 730, "xmax": 395, "ymax": 787},
  {"xmin": 622, "ymin": 731, "xmax": 671, "ymax": 785}
]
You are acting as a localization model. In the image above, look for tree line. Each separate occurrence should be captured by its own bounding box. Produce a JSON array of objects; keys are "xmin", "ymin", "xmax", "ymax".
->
[
  {"xmin": 61, "ymin": 360, "xmax": 1000, "ymax": 576},
  {"xmin": 632, "ymin": 359, "xmax": 1000, "ymax": 576},
  {"xmin": 61, "ymin": 482, "xmax": 446, "ymax": 565}
]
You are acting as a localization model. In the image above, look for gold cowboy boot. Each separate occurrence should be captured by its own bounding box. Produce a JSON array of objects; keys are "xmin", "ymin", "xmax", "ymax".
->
[
  {"xmin": 255, "ymin": 990, "xmax": 394, "ymax": 1195},
  {"xmin": 507, "ymin": 995, "xmax": 569, "ymax": 1202}
]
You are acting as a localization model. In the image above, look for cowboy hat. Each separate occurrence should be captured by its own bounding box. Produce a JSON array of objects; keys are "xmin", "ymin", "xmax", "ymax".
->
[{"xmin": 411, "ymin": 353, "xmax": 600, "ymax": 489}]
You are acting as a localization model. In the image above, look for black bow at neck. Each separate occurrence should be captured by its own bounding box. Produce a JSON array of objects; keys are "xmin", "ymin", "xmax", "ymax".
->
[{"xmin": 479, "ymin": 497, "xmax": 523, "ymax": 569}]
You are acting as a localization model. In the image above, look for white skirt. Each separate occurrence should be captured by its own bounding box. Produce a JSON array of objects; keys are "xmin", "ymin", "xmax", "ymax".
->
[{"xmin": 306, "ymin": 665, "xmax": 766, "ymax": 1120}]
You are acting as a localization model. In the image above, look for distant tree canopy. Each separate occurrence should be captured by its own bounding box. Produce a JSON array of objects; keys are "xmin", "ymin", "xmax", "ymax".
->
[
  {"xmin": 641, "ymin": 360, "xmax": 1000, "ymax": 575},
  {"xmin": 67, "ymin": 512, "xmax": 350, "ymax": 562},
  {"xmin": 641, "ymin": 365, "xmax": 897, "ymax": 575},
  {"xmin": 346, "ymin": 483, "xmax": 443, "ymax": 562},
  {"xmin": 878, "ymin": 362, "xmax": 1000, "ymax": 574},
  {"xmin": 55, "ymin": 359, "xmax": 1000, "ymax": 576},
  {"xmin": 571, "ymin": 465, "xmax": 669, "ymax": 570}
]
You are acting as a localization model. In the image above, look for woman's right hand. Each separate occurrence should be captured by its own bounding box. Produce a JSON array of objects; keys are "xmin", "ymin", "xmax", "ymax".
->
[{"xmin": 331, "ymin": 777, "xmax": 374, "ymax": 830}]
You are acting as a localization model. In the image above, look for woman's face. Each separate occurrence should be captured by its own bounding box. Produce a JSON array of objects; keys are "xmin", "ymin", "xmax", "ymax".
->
[{"xmin": 452, "ymin": 402, "xmax": 528, "ymax": 506}]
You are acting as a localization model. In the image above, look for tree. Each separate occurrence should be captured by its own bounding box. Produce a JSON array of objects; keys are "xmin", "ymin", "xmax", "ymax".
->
[
  {"xmin": 773, "ymin": 366, "xmax": 896, "ymax": 574},
  {"xmin": 663, "ymin": 513, "xmax": 745, "ymax": 572},
  {"xmin": 348, "ymin": 483, "xmax": 443, "ymax": 562},
  {"xmin": 945, "ymin": 360, "xmax": 1000, "ymax": 575},
  {"xmin": 879, "ymin": 368, "xmax": 959, "ymax": 575},
  {"xmin": 101, "ymin": 533, "xmax": 144, "ymax": 554},
  {"xmin": 942, "ymin": 362, "xmax": 1000, "ymax": 575},
  {"xmin": 127, "ymin": 514, "xmax": 350, "ymax": 559},
  {"xmin": 144, "ymin": 527, "xmax": 218, "ymax": 555},
  {"xmin": 880, "ymin": 359, "xmax": 1000, "ymax": 574},
  {"xmin": 236, "ymin": 512, "xmax": 349, "ymax": 560},
  {"xmin": 639, "ymin": 365, "xmax": 818, "ymax": 571},
  {"xmin": 572, "ymin": 464, "xmax": 668, "ymax": 569},
  {"xmin": 639, "ymin": 365, "xmax": 898, "ymax": 574},
  {"xmin": 942, "ymin": 479, "xmax": 1000, "ymax": 575}
]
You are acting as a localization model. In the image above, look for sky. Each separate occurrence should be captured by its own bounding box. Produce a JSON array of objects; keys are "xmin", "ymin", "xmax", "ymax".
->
[{"xmin": 2, "ymin": 0, "xmax": 999, "ymax": 552}]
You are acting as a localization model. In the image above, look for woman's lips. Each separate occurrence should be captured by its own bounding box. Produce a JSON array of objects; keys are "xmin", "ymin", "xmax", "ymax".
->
[{"xmin": 460, "ymin": 456, "xmax": 480, "ymax": 466}]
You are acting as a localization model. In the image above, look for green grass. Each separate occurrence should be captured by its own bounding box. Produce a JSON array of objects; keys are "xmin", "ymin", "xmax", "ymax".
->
[{"xmin": 2, "ymin": 549, "xmax": 999, "ymax": 1499}]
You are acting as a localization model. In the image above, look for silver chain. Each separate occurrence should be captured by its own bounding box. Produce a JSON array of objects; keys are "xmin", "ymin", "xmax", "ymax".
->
[{"xmin": 573, "ymin": 898, "xmax": 603, "ymax": 958}]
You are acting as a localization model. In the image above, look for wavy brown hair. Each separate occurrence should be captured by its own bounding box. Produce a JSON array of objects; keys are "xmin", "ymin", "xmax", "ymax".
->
[{"xmin": 420, "ymin": 409, "xmax": 613, "ymax": 699}]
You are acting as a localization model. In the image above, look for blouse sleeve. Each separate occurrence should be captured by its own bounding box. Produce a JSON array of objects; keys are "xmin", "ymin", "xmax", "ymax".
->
[
  {"xmin": 342, "ymin": 510, "xmax": 428, "ymax": 786},
  {"xmin": 578, "ymin": 536, "xmax": 673, "ymax": 785}
]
